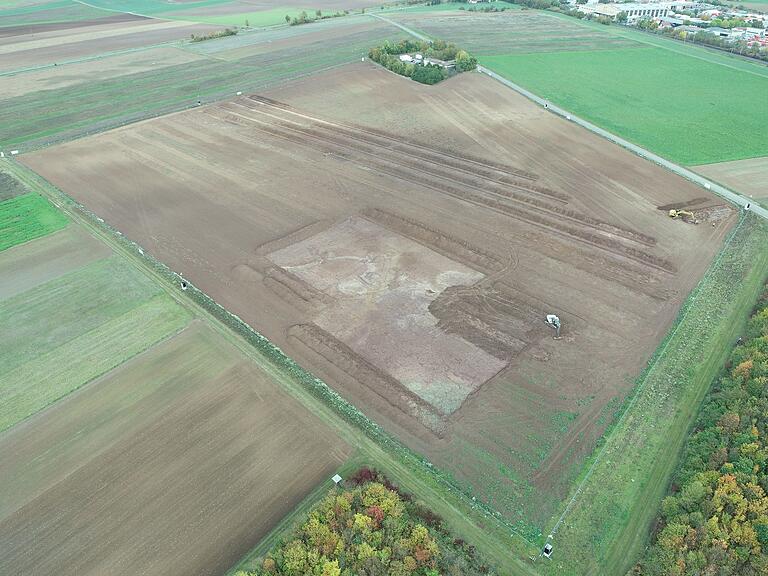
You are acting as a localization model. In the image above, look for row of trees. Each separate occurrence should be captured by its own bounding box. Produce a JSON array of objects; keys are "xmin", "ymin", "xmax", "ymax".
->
[
  {"xmin": 632, "ymin": 286, "xmax": 768, "ymax": 575},
  {"xmin": 368, "ymin": 39, "xmax": 477, "ymax": 85},
  {"xmin": 635, "ymin": 21, "xmax": 768, "ymax": 62},
  {"xmin": 236, "ymin": 468, "xmax": 492, "ymax": 575},
  {"xmin": 189, "ymin": 28, "xmax": 237, "ymax": 42},
  {"xmin": 285, "ymin": 9, "xmax": 348, "ymax": 26}
]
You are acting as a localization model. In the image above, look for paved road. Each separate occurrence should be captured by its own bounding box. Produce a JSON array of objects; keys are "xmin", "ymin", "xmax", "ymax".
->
[{"xmin": 477, "ymin": 65, "xmax": 768, "ymax": 220}]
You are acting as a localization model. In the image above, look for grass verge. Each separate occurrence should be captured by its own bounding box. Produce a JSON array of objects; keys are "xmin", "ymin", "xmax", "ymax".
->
[{"xmin": 537, "ymin": 213, "xmax": 768, "ymax": 575}]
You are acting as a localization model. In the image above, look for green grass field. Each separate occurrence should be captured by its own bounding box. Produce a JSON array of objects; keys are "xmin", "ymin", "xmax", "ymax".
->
[
  {"xmin": 0, "ymin": 192, "xmax": 68, "ymax": 251},
  {"xmin": 187, "ymin": 8, "xmax": 317, "ymax": 28},
  {"xmin": 0, "ymin": 255, "xmax": 190, "ymax": 431},
  {"xmin": 482, "ymin": 47, "xmax": 768, "ymax": 165}
]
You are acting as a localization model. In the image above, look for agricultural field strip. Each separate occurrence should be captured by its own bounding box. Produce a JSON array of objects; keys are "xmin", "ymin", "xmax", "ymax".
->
[
  {"xmin": 218, "ymin": 99, "xmax": 673, "ymax": 276},
  {"xmin": 0, "ymin": 23, "xmax": 408, "ymax": 149},
  {"xmin": 6, "ymin": 159, "xmax": 542, "ymax": 574},
  {"xmin": 0, "ymin": 323, "xmax": 351, "ymax": 576},
  {"xmin": 0, "ymin": 293, "xmax": 189, "ymax": 432},
  {"xmin": 387, "ymin": 11, "xmax": 642, "ymax": 55},
  {"xmin": 0, "ymin": 20, "xmax": 191, "ymax": 55},
  {"xmin": 0, "ymin": 47, "xmax": 203, "ymax": 99}
]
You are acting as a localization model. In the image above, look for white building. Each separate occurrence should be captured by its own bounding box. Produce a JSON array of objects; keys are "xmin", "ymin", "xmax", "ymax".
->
[{"xmin": 580, "ymin": 1, "xmax": 695, "ymax": 21}]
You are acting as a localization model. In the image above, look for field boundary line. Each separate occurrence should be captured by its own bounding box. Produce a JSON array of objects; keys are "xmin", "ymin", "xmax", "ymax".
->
[
  {"xmin": 547, "ymin": 212, "xmax": 747, "ymax": 539},
  {"xmin": 369, "ymin": 13, "xmax": 431, "ymax": 41},
  {"xmin": 71, "ymin": 0, "xmax": 186, "ymax": 24}
]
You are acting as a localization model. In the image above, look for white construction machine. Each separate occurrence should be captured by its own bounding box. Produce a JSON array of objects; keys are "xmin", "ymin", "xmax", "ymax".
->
[{"xmin": 545, "ymin": 314, "xmax": 561, "ymax": 339}]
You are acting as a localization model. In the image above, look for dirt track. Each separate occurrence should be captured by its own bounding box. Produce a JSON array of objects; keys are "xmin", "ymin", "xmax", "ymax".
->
[
  {"xmin": 0, "ymin": 324, "xmax": 350, "ymax": 576},
  {"xmin": 23, "ymin": 64, "xmax": 734, "ymax": 526}
]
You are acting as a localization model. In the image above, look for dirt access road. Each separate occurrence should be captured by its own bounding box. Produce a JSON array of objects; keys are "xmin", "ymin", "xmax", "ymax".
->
[{"xmin": 23, "ymin": 63, "xmax": 733, "ymax": 527}]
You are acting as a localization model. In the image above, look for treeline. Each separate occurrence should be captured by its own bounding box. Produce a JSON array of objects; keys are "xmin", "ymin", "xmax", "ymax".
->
[
  {"xmin": 236, "ymin": 468, "xmax": 493, "ymax": 576},
  {"xmin": 632, "ymin": 285, "xmax": 768, "ymax": 575},
  {"xmin": 189, "ymin": 28, "xmax": 237, "ymax": 42},
  {"xmin": 636, "ymin": 21, "xmax": 768, "ymax": 62},
  {"xmin": 285, "ymin": 9, "xmax": 348, "ymax": 26},
  {"xmin": 368, "ymin": 39, "xmax": 477, "ymax": 85}
]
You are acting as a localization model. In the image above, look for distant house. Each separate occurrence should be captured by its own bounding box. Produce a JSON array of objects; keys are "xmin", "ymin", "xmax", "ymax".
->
[
  {"xmin": 707, "ymin": 26, "xmax": 731, "ymax": 38},
  {"xmin": 582, "ymin": 2, "xmax": 694, "ymax": 22},
  {"xmin": 657, "ymin": 15, "xmax": 684, "ymax": 28},
  {"xmin": 424, "ymin": 57, "xmax": 455, "ymax": 69}
]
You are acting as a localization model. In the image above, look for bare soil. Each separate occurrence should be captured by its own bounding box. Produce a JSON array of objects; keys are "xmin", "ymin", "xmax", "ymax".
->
[
  {"xmin": 0, "ymin": 20, "xmax": 224, "ymax": 71},
  {"xmin": 23, "ymin": 64, "xmax": 734, "ymax": 526},
  {"xmin": 0, "ymin": 13, "xmax": 146, "ymax": 39},
  {"xmin": 0, "ymin": 323, "xmax": 351, "ymax": 576},
  {"xmin": 693, "ymin": 156, "xmax": 768, "ymax": 208}
]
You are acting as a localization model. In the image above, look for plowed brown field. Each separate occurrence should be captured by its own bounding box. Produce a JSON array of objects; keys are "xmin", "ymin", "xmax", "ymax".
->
[
  {"xmin": 23, "ymin": 63, "xmax": 733, "ymax": 529},
  {"xmin": 0, "ymin": 323, "xmax": 350, "ymax": 576}
]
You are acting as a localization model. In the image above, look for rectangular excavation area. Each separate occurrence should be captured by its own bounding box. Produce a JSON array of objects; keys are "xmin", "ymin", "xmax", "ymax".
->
[{"xmin": 268, "ymin": 216, "xmax": 506, "ymax": 415}]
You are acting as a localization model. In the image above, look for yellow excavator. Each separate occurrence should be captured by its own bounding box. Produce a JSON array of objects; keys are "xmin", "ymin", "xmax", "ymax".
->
[{"xmin": 669, "ymin": 209, "xmax": 697, "ymax": 222}]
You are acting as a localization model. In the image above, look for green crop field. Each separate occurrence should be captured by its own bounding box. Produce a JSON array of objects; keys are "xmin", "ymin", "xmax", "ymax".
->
[
  {"xmin": 66, "ymin": 0, "xmax": 232, "ymax": 17},
  {"xmin": 0, "ymin": 192, "xmax": 68, "ymax": 251},
  {"xmin": 482, "ymin": 47, "xmax": 768, "ymax": 165},
  {"xmin": 185, "ymin": 8, "xmax": 317, "ymax": 28},
  {"xmin": 0, "ymin": 253, "xmax": 190, "ymax": 432},
  {"xmin": 391, "ymin": 10, "xmax": 642, "ymax": 54}
]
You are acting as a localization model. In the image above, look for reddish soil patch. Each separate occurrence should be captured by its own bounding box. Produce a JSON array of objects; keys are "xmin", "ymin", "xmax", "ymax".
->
[
  {"xmin": 0, "ymin": 324, "xmax": 350, "ymax": 576},
  {"xmin": 23, "ymin": 64, "xmax": 734, "ymax": 526},
  {"xmin": 0, "ymin": 13, "xmax": 146, "ymax": 39}
]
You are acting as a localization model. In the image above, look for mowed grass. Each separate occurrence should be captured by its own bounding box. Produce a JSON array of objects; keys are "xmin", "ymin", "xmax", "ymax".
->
[
  {"xmin": 0, "ymin": 192, "xmax": 68, "ymax": 251},
  {"xmin": 482, "ymin": 47, "xmax": 768, "ymax": 165},
  {"xmin": 537, "ymin": 215, "xmax": 768, "ymax": 575},
  {"xmin": 0, "ymin": 255, "xmax": 190, "ymax": 432}
]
